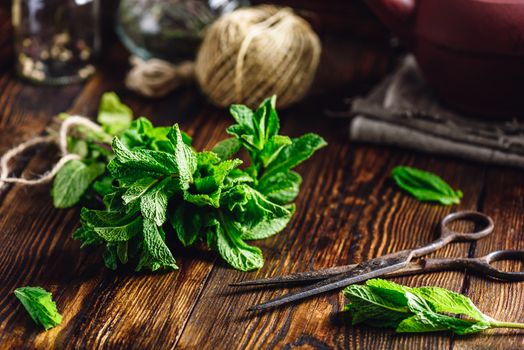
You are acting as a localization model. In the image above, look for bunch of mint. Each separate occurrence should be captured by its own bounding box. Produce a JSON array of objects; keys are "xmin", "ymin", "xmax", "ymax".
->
[{"xmin": 52, "ymin": 93, "xmax": 326, "ymax": 272}]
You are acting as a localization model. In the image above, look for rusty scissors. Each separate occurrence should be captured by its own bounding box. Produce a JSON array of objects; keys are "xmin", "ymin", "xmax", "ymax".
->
[{"xmin": 231, "ymin": 211, "xmax": 524, "ymax": 312}]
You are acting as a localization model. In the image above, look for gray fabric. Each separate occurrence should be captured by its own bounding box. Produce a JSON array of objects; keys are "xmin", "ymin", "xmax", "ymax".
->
[{"xmin": 349, "ymin": 56, "xmax": 524, "ymax": 168}]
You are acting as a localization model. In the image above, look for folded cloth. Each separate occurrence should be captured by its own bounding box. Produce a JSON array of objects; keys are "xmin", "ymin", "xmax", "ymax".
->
[{"xmin": 349, "ymin": 56, "xmax": 524, "ymax": 168}]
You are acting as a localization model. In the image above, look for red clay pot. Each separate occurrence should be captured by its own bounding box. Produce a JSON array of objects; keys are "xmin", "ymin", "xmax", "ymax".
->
[{"xmin": 366, "ymin": 0, "xmax": 524, "ymax": 119}]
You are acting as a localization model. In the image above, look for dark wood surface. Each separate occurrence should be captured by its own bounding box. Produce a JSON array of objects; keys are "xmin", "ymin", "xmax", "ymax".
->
[{"xmin": 1, "ymin": 6, "xmax": 524, "ymax": 350}]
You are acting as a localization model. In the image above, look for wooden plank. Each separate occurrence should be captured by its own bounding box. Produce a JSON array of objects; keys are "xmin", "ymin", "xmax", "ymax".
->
[
  {"xmin": 173, "ymin": 103, "xmax": 487, "ymax": 349},
  {"xmin": 453, "ymin": 166, "xmax": 524, "ymax": 350}
]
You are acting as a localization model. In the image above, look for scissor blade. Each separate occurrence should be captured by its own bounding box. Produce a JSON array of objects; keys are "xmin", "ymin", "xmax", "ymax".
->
[
  {"xmin": 230, "ymin": 265, "xmax": 357, "ymax": 287},
  {"xmin": 247, "ymin": 251, "xmax": 411, "ymax": 312}
]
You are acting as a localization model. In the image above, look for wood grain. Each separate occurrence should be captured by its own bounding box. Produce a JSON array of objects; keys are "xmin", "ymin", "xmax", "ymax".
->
[{"xmin": 1, "ymin": 7, "xmax": 524, "ymax": 350}]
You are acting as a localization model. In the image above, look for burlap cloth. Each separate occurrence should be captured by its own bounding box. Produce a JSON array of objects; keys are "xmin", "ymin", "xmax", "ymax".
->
[{"xmin": 349, "ymin": 56, "xmax": 524, "ymax": 168}]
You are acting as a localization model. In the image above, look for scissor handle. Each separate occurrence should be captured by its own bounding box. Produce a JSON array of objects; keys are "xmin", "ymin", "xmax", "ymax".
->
[
  {"xmin": 422, "ymin": 250, "xmax": 524, "ymax": 281},
  {"xmin": 440, "ymin": 211, "xmax": 494, "ymax": 241},
  {"xmin": 475, "ymin": 249, "xmax": 524, "ymax": 281}
]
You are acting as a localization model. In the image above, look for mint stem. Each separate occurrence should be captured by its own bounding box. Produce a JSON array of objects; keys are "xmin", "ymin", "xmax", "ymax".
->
[{"xmin": 490, "ymin": 320, "xmax": 524, "ymax": 329}]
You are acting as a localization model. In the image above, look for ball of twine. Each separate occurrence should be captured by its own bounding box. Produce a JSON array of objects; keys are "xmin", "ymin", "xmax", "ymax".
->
[{"xmin": 195, "ymin": 5, "xmax": 321, "ymax": 109}]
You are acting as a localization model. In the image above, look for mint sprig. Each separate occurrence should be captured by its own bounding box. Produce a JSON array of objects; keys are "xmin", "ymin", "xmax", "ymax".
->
[
  {"xmin": 343, "ymin": 279, "xmax": 524, "ymax": 334},
  {"xmin": 56, "ymin": 93, "xmax": 326, "ymax": 272}
]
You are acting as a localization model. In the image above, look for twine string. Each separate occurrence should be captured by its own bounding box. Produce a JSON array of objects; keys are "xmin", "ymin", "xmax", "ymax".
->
[{"xmin": 0, "ymin": 115, "xmax": 105, "ymax": 190}]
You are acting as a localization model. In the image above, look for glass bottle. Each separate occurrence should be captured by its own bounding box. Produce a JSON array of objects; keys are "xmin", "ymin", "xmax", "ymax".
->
[
  {"xmin": 12, "ymin": 0, "xmax": 101, "ymax": 85},
  {"xmin": 116, "ymin": 0, "xmax": 247, "ymax": 63}
]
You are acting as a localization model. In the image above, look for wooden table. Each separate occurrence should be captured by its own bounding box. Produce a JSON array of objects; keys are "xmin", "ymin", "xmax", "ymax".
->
[{"xmin": 1, "ymin": 8, "xmax": 524, "ymax": 350}]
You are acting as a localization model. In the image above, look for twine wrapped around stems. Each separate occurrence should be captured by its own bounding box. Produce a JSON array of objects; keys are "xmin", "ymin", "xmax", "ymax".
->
[{"xmin": 0, "ymin": 116, "xmax": 102, "ymax": 190}]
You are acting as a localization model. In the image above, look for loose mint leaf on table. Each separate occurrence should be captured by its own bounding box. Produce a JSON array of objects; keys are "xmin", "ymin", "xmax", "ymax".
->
[
  {"xmin": 343, "ymin": 279, "xmax": 524, "ymax": 334},
  {"xmin": 14, "ymin": 287, "xmax": 62, "ymax": 331},
  {"xmin": 391, "ymin": 166, "xmax": 463, "ymax": 205},
  {"xmin": 52, "ymin": 160, "xmax": 105, "ymax": 208}
]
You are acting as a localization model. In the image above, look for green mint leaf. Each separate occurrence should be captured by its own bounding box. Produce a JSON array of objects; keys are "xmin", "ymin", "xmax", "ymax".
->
[
  {"xmin": 240, "ymin": 204, "xmax": 295, "ymax": 240},
  {"xmin": 116, "ymin": 241, "xmax": 129, "ymax": 264},
  {"xmin": 211, "ymin": 214, "xmax": 264, "ymax": 271},
  {"xmin": 223, "ymin": 185, "xmax": 292, "ymax": 223},
  {"xmin": 183, "ymin": 155, "xmax": 242, "ymax": 208},
  {"xmin": 343, "ymin": 283, "xmax": 410, "ymax": 328},
  {"xmin": 258, "ymin": 135, "xmax": 292, "ymax": 168},
  {"xmin": 122, "ymin": 177, "xmax": 158, "ymax": 205},
  {"xmin": 136, "ymin": 219, "xmax": 178, "ymax": 271},
  {"xmin": 103, "ymin": 243, "xmax": 119, "ymax": 270},
  {"xmin": 396, "ymin": 309, "xmax": 489, "ymax": 335},
  {"xmin": 14, "ymin": 287, "xmax": 62, "ymax": 331},
  {"xmin": 111, "ymin": 137, "xmax": 180, "ymax": 176},
  {"xmin": 97, "ymin": 92, "xmax": 133, "ymax": 135},
  {"xmin": 92, "ymin": 175, "xmax": 115, "ymax": 197},
  {"xmin": 408, "ymin": 286, "xmax": 489, "ymax": 322},
  {"xmin": 211, "ymin": 138, "xmax": 242, "ymax": 161},
  {"xmin": 168, "ymin": 124, "xmax": 197, "ymax": 189},
  {"xmin": 391, "ymin": 166, "xmax": 463, "ymax": 205},
  {"xmin": 261, "ymin": 133, "xmax": 327, "ymax": 179},
  {"xmin": 229, "ymin": 105, "xmax": 256, "ymax": 135},
  {"xmin": 259, "ymin": 95, "xmax": 279, "ymax": 139},
  {"xmin": 73, "ymin": 226, "xmax": 103, "ymax": 247},
  {"xmin": 140, "ymin": 178, "xmax": 174, "ymax": 226},
  {"xmin": 52, "ymin": 160, "xmax": 105, "ymax": 208},
  {"xmin": 93, "ymin": 216, "xmax": 143, "ymax": 242},
  {"xmin": 257, "ymin": 171, "xmax": 302, "ymax": 204},
  {"xmin": 120, "ymin": 117, "xmax": 193, "ymax": 152},
  {"xmin": 171, "ymin": 202, "xmax": 202, "ymax": 246}
]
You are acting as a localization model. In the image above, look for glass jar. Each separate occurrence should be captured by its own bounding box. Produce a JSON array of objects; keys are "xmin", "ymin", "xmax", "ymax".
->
[
  {"xmin": 12, "ymin": 0, "xmax": 101, "ymax": 85},
  {"xmin": 116, "ymin": 0, "xmax": 247, "ymax": 63}
]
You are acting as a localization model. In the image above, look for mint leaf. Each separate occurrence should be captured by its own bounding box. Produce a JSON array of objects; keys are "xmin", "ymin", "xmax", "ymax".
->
[
  {"xmin": 111, "ymin": 137, "xmax": 180, "ymax": 176},
  {"xmin": 257, "ymin": 171, "xmax": 302, "ymax": 204},
  {"xmin": 168, "ymin": 124, "xmax": 197, "ymax": 189},
  {"xmin": 258, "ymin": 135, "xmax": 292, "ymax": 168},
  {"xmin": 137, "ymin": 219, "xmax": 178, "ymax": 271},
  {"xmin": 212, "ymin": 138, "xmax": 242, "ymax": 161},
  {"xmin": 122, "ymin": 177, "xmax": 158, "ymax": 205},
  {"xmin": 52, "ymin": 160, "xmax": 105, "ymax": 208},
  {"xmin": 97, "ymin": 92, "xmax": 133, "ymax": 135},
  {"xmin": 240, "ymin": 204, "xmax": 295, "ymax": 240},
  {"xmin": 183, "ymin": 154, "xmax": 242, "ymax": 208},
  {"xmin": 14, "ymin": 286, "xmax": 62, "ymax": 331},
  {"xmin": 261, "ymin": 133, "xmax": 327, "ymax": 179},
  {"xmin": 171, "ymin": 202, "xmax": 202, "ymax": 246},
  {"xmin": 140, "ymin": 178, "xmax": 174, "ymax": 226},
  {"xmin": 343, "ymin": 283, "xmax": 409, "ymax": 328},
  {"xmin": 93, "ymin": 216, "xmax": 143, "ymax": 242},
  {"xmin": 409, "ymin": 286, "xmax": 488, "ymax": 322},
  {"xmin": 211, "ymin": 214, "xmax": 264, "ymax": 271},
  {"xmin": 396, "ymin": 309, "xmax": 489, "ymax": 335},
  {"xmin": 391, "ymin": 166, "xmax": 463, "ymax": 205}
]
